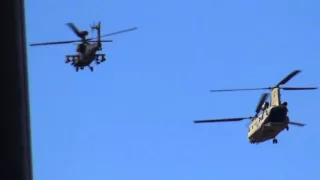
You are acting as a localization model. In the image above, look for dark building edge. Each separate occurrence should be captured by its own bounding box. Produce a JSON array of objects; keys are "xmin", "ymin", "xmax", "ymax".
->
[{"xmin": 1, "ymin": 0, "xmax": 33, "ymax": 180}]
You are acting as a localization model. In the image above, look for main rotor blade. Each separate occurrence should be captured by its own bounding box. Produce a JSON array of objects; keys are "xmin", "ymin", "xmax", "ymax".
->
[
  {"xmin": 66, "ymin": 23, "xmax": 82, "ymax": 38},
  {"xmin": 255, "ymin": 93, "xmax": 269, "ymax": 115},
  {"xmin": 88, "ymin": 27, "xmax": 138, "ymax": 40},
  {"xmin": 276, "ymin": 70, "xmax": 301, "ymax": 87},
  {"xmin": 210, "ymin": 88, "xmax": 270, "ymax": 92},
  {"xmin": 30, "ymin": 39, "xmax": 114, "ymax": 46},
  {"xmin": 194, "ymin": 117, "xmax": 253, "ymax": 123},
  {"xmin": 88, "ymin": 40, "xmax": 113, "ymax": 42},
  {"xmin": 289, "ymin": 121, "xmax": 306, "ymax": 126},
  {"xmin": 281, "ymin": 87, "xmax": 318, "ymax": 90},
  {"xmin": 101, "ymin": 27, "xmax": 138, "ymax": 37},
  {"xmin": 30, "ymin": 40, "xmax": 83, "ymax": 46}
]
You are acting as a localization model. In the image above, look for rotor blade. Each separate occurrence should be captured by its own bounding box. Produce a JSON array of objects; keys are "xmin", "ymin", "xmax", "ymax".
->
[
  {"xmin": 276, "ymin": 70, "xmax": 301, "ymax": 86},
  {"xmin": 66, "ymin": 23, "xmax": 82, "ymax": 37},
  {"xmin": 88, "ymin": 27, "xmax": 138, "ymax": 40},
  {"xmin": 281, "ymin": 87, "xmax": 318, "ymax": 90},
  {"xmin": 30, "ymin": 40, "xmax": 83, "ymax": 46},
  {"xmin": 100, "ymin": 27, "xmax": 138, "ymax": 37},
  {"xmin": 88, "ymin": 40, "xmax": 113, "ymax": 42},
  {"xmin": 289, "ymin": 121, "xmax": 306, "ymax": 127},
  {"xmin": 194, "ymin": 117, "xmax": 253, "ymax": 123},
  {"xmin": 210, "ymin": 88, "xmax": 270, "ymax": 92},
  {"xmin": 255, "ymin": 93, "xmax": 269, "ymax": 115}
]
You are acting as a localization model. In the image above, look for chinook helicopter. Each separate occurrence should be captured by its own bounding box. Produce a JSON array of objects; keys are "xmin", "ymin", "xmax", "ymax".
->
[
  {"xmin": 30, "ymin": 22, "xmax": 137, "ymax": 72},
  {"xmin": 194, "ymin": 70, "xmax": 318, "ymax": 144}
]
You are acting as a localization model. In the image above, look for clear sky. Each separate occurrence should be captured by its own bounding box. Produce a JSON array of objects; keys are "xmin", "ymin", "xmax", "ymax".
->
[{"xmin": 26, "ymin": 0, "xmax": 319, "ymax": 180}]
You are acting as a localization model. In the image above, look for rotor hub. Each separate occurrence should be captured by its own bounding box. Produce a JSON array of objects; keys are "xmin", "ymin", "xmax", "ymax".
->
[{"xmin": 79, "ymin": 31, "xmax": 88, "ymax": 37}]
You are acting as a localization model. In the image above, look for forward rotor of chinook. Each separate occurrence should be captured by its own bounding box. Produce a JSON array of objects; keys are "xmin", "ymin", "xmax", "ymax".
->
[
  {"xmin": 193, "ymin": 93, "xmax": 269, "ymax": 124},
  {"xmin": 194, "ymin": 91, "xmax": 307, "ymax": 127}
]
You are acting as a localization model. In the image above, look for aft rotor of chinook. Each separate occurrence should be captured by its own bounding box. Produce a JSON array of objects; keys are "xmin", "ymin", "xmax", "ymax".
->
[
  {"xmin": 29, "ymin": 22, "xmax": 138, "ymax": 47},
  {"xmin": 209, "ymin": 70, "xmax": 317, "ymax": 92},
  {"xmin": 194, "ymin": 70, "xmax": 318, "ymax": 127}
]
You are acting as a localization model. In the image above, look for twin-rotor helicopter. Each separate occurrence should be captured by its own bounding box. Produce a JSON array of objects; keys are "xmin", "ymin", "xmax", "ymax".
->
[
  {"xmin": 30, "ymin": 21, "xmax": 137, "ymax": 72},
  {"xmin": 194, "ymin": 70, "xmax": 318, "ymax": 144}
]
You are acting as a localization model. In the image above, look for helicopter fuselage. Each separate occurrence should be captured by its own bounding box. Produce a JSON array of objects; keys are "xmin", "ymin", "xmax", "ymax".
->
[
  {"xmin": 248, "ymin": 104, "xmax": 289, "ymax": 143},
  {"xmin": 194, "ymin": 70, "xmax": 313, "ymax": 144},
  {"xmin": 73, "ymin": 43, "xmax": 100, "ymax": 66},
  {"xmin": 65, "ymin": 43, "xmax": 106, "ymax": 71}
]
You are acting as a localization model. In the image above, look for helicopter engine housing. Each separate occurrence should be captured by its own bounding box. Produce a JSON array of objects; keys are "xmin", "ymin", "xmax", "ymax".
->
[{"xmin": 76, "ymin": 43, "xmax": 86, "ymax": 53}]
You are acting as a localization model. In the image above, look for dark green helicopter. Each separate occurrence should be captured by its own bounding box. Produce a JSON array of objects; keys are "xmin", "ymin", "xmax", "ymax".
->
[{"xmin": 30, "ymin": 21, "xmax": 137, "ymax": 72}]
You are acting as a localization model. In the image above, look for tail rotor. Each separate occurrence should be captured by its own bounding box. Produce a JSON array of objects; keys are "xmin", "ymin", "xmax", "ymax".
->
[
  {"xmin": 90, "ymin": 22, "xmax": 96, "ymax": 34},
  {"xmin": 90, "ymin": 21, "xmax": 100, "ymax": 32}
]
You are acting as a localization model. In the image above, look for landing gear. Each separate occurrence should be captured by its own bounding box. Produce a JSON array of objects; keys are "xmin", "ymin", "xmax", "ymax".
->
[
  {"xmin": 286, "ymin": 126, "xmax": 289, "ymax": 131},
  {"xmin": 101, "ymin": 57, "xmax": 106, "ymax": 62},
  {"xmin": 272, "ymin": 138, "xmax": 278, "ymax": 144},
  {"xmin": 76, "ymin": 67, "xmax": 79, "ymax": 72},
  {"xmin": 65, "ymin": 59, "xmax": 71, "ymax": 63},
  {"xmin": 80, "ymin": 67, "xmax": 84, "ymax": 70},
  {"xmin": 89, "ymin": 66, "xmax": 94, "ymax": 72}
]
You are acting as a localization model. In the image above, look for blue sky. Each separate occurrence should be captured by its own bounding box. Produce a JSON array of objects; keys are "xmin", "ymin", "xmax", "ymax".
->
[{"xmin": 26, "ymin": 0, "xmax": 319, "ymax": 180}]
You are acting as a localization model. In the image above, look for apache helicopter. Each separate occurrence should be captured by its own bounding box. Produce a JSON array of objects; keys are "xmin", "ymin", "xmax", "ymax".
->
[
  {"xmin": 30, "ymin": 22, "xmax": 137, "ymax": 72},
  {"xmin": 194, "ymin": 70, "xmax": 318, "ymax": 144}
]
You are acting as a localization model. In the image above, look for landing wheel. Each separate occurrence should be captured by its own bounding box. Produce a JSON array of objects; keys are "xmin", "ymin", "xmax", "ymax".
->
[
  {"xmin": 96, "ymin": 61, "xmax": 100, "ymax": 65},
  {"xmin": 272, "ymin": 138, "xmax": 278, "ymax": 144},
  {"xmin": 286, "ymin": 126, "xmax": 289, "ymax": 131},
  {"xmin": 89, "ymin": 66, "xmax": 94, "ymax": 72},
  {"xmin": 76, "ymin": 67, "xmax": 79, "ymax": 72},
  {"xmin": 101, "ymin": 58, "xmax": 106, "ymax": 62},
  {"xmin": 80, "ymin": 67, "xmax": 84, "ymax": 70},
  {"xmin": 65, "ymin": 59, "xmax": 71, "ymax": 63}
]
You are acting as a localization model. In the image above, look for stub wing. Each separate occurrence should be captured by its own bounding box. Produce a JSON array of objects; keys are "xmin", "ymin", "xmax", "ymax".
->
[{"xmin": 66, "ymin": 54, "xmax": 80, "ymax": 58}]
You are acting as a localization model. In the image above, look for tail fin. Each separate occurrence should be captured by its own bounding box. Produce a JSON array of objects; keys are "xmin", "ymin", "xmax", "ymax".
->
[{"xmin": 97, "ymin": 21, "xmax": 101, "ymax": 49}]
